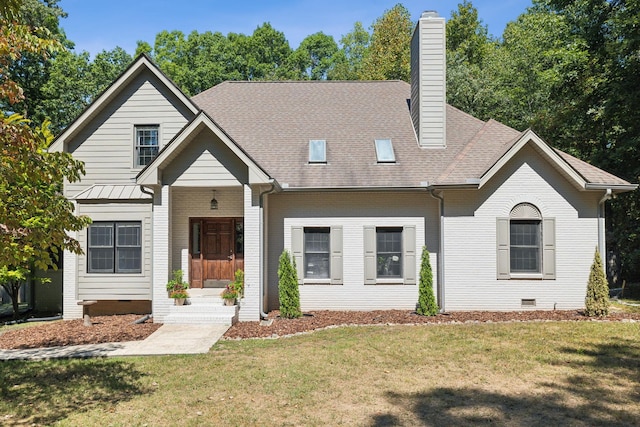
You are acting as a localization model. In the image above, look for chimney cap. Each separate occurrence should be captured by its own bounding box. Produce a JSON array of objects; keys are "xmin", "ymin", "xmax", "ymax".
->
[{"xmin": 421, "ymin": 10, "xmax": 440, "ymax": 19}]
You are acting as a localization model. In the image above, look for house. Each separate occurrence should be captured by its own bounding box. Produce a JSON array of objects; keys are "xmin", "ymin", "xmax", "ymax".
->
[{"xmin": 49, "ymin": 12, "xmax": 636, "ymax": 324}]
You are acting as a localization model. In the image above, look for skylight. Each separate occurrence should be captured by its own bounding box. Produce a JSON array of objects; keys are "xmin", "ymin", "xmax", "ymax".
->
[
  {"xmin": 309, "ymin": 139, "xmax": 326, "ymax": 163},
  {"xmin": 375, "ymin": 139, "xmax": 395, "ymax": 163}
]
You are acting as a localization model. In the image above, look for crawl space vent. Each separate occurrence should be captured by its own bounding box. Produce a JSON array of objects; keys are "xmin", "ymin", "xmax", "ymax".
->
[{"xmin": 521, "ymin": 299, "xmax": 536, "ymax": 307}]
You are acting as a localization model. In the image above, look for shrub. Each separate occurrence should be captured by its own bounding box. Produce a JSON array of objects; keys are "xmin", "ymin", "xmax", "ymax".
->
[
  {"xmin": 585, "ymin": 248, "xmax": 609, "ymax": 317},
  {"xmin": 416, "ymin": 246, "xmax": 438, "ymax": 316},
  {"xmin": 278, "ymin": 249, "xmax": 302, "ymax": 318}
]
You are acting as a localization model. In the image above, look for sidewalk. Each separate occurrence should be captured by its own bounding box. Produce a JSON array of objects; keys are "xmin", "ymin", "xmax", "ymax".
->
[{"xmin": 0, "ymin": 324, "xmax": 229, "ymax": 361}]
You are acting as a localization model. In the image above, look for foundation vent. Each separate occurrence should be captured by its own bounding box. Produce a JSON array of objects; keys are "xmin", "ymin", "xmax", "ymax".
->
[{"xmin": 521, "ymin": 299, "xmax": 536, "ymax": 307}]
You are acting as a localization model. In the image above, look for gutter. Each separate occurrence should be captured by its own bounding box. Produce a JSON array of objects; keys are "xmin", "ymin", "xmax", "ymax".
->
[
  {"xmin": 429, "ymin": 189, "xmax": 445, "ymax": 313},
  {"xmin": 259, "ymin": 181, "xmax": 278, "ymax": 319},
  {"xmin": 598, "ymin": 188, "xmax": 612, "ymax": 268}
]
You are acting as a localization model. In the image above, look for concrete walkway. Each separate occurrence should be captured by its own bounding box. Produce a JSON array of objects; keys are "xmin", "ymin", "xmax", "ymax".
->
[{"xmin": 0, "ymin": 324, "xmax": 229, "ymax": 361}]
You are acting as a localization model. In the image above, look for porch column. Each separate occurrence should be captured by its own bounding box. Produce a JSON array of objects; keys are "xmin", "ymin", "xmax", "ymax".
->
[
  {"xmin": 240, "ymin": 184, "xmax": 260, "ymax": 321},
  {"xmin": 62, "ymin": 227, "xmax": 82, "ymax": 319},
  {"xmin": 152, "ymin": 185, "xmax": 171, "ymax": 322}
]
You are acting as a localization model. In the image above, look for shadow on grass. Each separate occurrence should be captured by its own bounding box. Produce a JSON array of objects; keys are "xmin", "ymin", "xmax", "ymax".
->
[
  {"xmin": 0, "ymin": 358, "xmax": 150, "ymax": 425},
  {"xmin": 371, "ymin": 339, "xmax": 640, "ymax": 427}
]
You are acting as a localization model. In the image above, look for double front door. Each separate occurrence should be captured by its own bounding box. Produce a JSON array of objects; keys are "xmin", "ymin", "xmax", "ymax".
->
[{"xmin": 189, "ymin": 218, "xmax": 244, "ymax": 288}]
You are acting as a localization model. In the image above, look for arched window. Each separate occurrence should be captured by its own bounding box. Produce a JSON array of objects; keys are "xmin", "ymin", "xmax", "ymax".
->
[
  {"xmin": 509, "ymin": 204, "xmax": 542, "ymax": 273},
  {"xmin": 497, "ymin": 204, "xmax": 555, "ymax": 279}
]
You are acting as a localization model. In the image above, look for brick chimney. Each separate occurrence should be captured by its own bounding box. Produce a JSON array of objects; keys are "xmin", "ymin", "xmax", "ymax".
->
[{"xmin": 411, "ymin": 11, "xmax": 446, "ymax": 148}]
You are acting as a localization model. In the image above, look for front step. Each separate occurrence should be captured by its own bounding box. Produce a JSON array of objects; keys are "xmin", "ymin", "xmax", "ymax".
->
[{"xmin": 163, "ymin": 296, "xmax": 239, "ymax": 325}]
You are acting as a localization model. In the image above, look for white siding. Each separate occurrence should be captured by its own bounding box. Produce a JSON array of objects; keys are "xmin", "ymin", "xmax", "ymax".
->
[
  {"xmin": 267, "ymin": 191, "xmax": 439, "ymax": 312},
  {"xmin": 152, "ymin": 186, "xmax": 171, "ymax": 322},
  {"xmin": 170, "ymin": 187, "xmax": 244, "ymax": 274},
  {"xmin": 241, "ymin": 185, "xmax": 261, "ymax": 321},
  {"xmin": 443, "ymin": 146, "xmax": 600, "ymax": 311},
  {"xmin": 62, "ymin": 227, "xmax": 82, "ymax": 319},
  {"xmin": 64, "ymin": 71, "xmax": 194, "ymax": 196},
  {"xmin": 76, "ymin": 201, "xmax": 153, "ymax": 300}
]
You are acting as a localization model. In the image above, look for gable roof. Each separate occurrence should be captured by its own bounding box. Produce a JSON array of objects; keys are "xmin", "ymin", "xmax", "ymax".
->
[
  {"xmin": 192, "ymin": 80, "xmax": 634, "ymax": 192},
  {"xmin": 49, "ymin": 54, "xmax": 199, "ymax": 153},
  {"xmin": 136, "ymin": 111, "xmax": 272, "ymax": 186}
]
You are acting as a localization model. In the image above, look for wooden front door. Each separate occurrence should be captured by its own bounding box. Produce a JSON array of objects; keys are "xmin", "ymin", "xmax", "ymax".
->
[{"xmin": 189, "ymin": 218, "xmax": 244, "ymax": 288}]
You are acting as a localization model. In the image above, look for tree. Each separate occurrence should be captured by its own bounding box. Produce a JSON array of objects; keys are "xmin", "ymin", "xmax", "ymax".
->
[
  {"xmin": 38, "ymin": 47, "xmax": 131, "ymax": 133},
  {"xmin": 291, "ymin": 32, "xmax": 338, "ymax": 80},
  {"xmin": 277, "ymin": 250, "xmax": 301, "ymax": 318},
  {"xmin": 416, "ymin": 247, "xmax": 438, "ymax": 316},
  {"xmin": 360, "ymin": 3, "xmax": 413, "ymax": 81},
  {"xmin": 1, "ymin": 0, "xmax": 91, "ymax": 318},
  {"xmin": 585, "ymin": 249, "xmax": 609, "ymax": 317},
  {"xmin": 445, "ymin": 1, "xmax": 498, "ymax": 121},
  {"xmin": 2, "ymin": 0, "xmax": 70, "ymax": 124},
  {"xmin": 329, "ymin": 22, "xmax": 370, "ymax": 80}
]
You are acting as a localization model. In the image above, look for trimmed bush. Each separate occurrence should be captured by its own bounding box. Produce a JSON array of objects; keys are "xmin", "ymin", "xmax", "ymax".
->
[
  {"xmin": 585, "ymin": 248, "xmax": 609, "ymax": 317},
  {"xmin": 416, "ymin": 246, "xmax": 438, "ymax": 316},
  {"xmin": 278, "ymin": 249, "xmax": 302, "ymax": 318}
]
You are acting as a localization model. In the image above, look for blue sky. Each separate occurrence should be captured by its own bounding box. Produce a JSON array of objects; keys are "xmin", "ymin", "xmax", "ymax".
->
[{"xmin": 59, "ymin": 0, "xmax": 533, "ymax": 56}]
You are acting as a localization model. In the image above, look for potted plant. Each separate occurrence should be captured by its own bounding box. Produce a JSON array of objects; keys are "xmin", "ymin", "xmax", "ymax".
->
[
  {"xmin": 220, "ymin": 269, "xmax": 244, "ymax": 306},
  {"xmin": 220, "ymin": 285, "xmax": 238, "ymax": 306},
  {"xmin": 170, "ymin": 289, "xmax": 189, "ymax": 306},
  {"xmin": 167, "ymin": 270, "xmax": 189, "ymax": 305}
]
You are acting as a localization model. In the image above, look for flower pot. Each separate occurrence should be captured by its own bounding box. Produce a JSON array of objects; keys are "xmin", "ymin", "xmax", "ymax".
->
[
  {"xmin": 224, "ymin": 298, "xmax": 235, "ymax": 306},
  {"xmin": 174, "ymin": 298, "xmax": 186, "ymax": 306}
]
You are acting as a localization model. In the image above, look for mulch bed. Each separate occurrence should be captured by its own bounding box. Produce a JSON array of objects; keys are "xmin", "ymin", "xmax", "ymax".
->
[
  {"xmin": 1, "ymin": 310, "xmax": 638, "ymax": 350},
  {"xmin": 222, "ymin": 309, "xmax": 640, "ymax": 339},
  {"xmin": 0, "ymin": 314, "xmax": 160, "ymax": 350}
]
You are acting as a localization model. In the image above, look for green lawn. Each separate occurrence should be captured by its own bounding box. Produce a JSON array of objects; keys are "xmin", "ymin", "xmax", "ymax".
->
[{"xmin": 1, "ymin": 321, "xmax": 639, "ymax": 426}]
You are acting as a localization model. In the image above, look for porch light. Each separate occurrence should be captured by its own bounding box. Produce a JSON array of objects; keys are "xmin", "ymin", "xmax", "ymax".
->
[{"xmin": 210, "ymin": 190, "xmax": 218, "ymax": 210}]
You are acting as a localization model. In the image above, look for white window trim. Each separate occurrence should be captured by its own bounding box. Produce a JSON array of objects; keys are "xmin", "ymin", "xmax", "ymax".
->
[{"xmin": 133, "ymin": 124, "xmax": 160, "ymax": 169}]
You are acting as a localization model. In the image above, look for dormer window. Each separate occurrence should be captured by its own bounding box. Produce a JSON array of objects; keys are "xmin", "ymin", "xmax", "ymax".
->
[
  {"xmin": 309, "ymin": 139, "xmax": 326, "ymax": 163},
  {"xmin": 375, "ymin": 139, "xmax": 395, "ymax": 163}
]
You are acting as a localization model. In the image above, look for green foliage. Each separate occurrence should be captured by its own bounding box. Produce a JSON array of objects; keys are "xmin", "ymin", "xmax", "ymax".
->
[
  {"xmin": 416, "ymin": 247, "xmax": 438, "ymax": 316},
  {"xmin": 585, "ymin": 249, "xmax": 609, "ymax": 317},
  {"xmin": 290, "ymin": 32, "xmax": 338, "ymax": 80},
  {"xmin": 221, "ymin": 269, "xmax": 244, "ymax": 300},
  {"xmin": 328, "ymin": 22, "xmax": 370, "ymax": 80},
  {"xmin": 360, "ymin": 3, "xmax": 413, "ymax": 81},
  {"xmin": 277, "ymin": 250, "xmax": 301, "ymax": 319},
  {"xmin": 166, "ymin": 269, "xmax": 189, "ymax": 292}
]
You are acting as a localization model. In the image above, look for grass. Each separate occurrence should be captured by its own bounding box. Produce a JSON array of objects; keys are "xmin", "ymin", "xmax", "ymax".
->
[
  {"xmin": 611, "ymin": 296, "xmax": 640, "ymax": 314},
  {"xmin": 1, "ymin": 321, "xmax": 639, "ymax": 426}
]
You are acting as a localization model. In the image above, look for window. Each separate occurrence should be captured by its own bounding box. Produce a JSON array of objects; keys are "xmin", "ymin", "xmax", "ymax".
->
[
  {"xmin": 291, "ymin": 226, "xmax": 342, "ymax": 284},
  {"xmin": 510, "ymin": 220, "xmax": 540, "ymax": 273},
  {"xmin": 88, "ymin": 222, "xmax": 142, "ymax": 273},
  {"xmin": 364, "ymin": 225, "xmax": 416, "ymax": 285},
  {"xmin": 309, "ymin": 139, "xmax": 326, "ymax": 163},
  {"xmin": 135, "ymin": 125, "xmax": 159, "ymax": 167},
  {"xmin": 497, "ymin": 203, "xmax": 555, "ymax": 279},
  {"xmin": 376, "ymin": 227, "xmax": 402, "ymax": 278},
  {"xmin": 375, "ymin": 139, "xmax": 395, "ymax": 163},
  {"xmin": 304, "ymin": 228, "xmax": 330, "ymax": 279}
]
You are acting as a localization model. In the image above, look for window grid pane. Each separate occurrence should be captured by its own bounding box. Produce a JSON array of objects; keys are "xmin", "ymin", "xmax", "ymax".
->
[
  {"xmin": 136, "ymin": 126, "xmax": 159, "ymax": 166},
  {"xmin": 88, "ymin": 222, "xmax": 142, "ymax": 274},
  {"xmin": 304, "ymin": 228, "xmax": 330, "ymax": 279},
  {"xmin": 377, "ymin": 228, "xmax": 402, "ymax": 278},
  {"xmin": 510, "ymin": 220, "xmax": 541, "ymax": 273}
]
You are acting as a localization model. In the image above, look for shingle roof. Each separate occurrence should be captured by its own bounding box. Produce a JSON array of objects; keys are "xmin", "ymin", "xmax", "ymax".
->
[{"xmin": 192, "ymin": 80, "xmax": 632, "ymax": 189}]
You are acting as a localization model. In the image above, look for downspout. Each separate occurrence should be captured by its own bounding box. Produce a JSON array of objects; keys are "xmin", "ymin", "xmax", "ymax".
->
[
  {"xmin": 139, "ymin": 185, "xmax": 154, "ymax": 198},
  {"xmin": 259, "ymin": 182, "xmax": 277, "ymax": 319},
  {"xmin": 598, "ymin": 188, "xmax": 612, "ymax": 269},
  {"xmin": 429, "ymin": 189, "xmax": 445, "ymax": 312}
]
